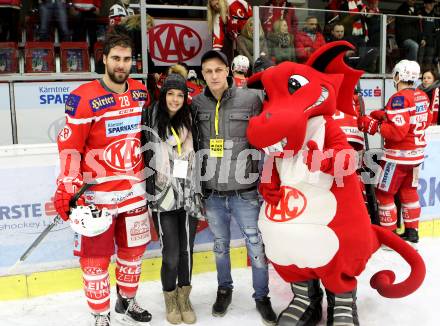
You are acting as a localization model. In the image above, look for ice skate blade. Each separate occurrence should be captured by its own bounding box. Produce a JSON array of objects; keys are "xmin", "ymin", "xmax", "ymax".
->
[{"xmin": 114, "ymin": 312, "xmax": 151, "ymax": 326}]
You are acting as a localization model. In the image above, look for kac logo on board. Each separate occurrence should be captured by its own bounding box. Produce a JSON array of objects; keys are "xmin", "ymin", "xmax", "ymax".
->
[{"xmin": 150, "ymin": 23, "xmax": 202, "ymax": 63}]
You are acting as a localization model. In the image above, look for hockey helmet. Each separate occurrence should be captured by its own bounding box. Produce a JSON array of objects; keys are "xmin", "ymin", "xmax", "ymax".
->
[
  {"xmin": 392, "ymin": 60, "xmax": 420, "ymax": 85},
  {"xmin": 187, "ymin": 69, "xmax": 198, "ymax": 80},
  {"xmin": 232, "ymin": 55, "xmax": 250, "ymax": 74},
  {"xmin": 109, "ymin": 4, "xmax": 128, "ymax": 18},
  {"xmin": 69, "ymin": 204, "xmax": 113, "ymax": 237}
]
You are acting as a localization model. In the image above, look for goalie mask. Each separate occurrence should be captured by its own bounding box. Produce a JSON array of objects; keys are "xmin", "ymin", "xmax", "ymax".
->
[{"xmin": 69, "ymin": 204, "xmax": 113, "ymax": 237}]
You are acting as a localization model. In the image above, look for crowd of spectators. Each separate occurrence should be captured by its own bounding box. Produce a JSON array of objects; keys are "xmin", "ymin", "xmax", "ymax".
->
[{"xmin": 0, "ymin": 0, "xmax": 439, "ymax": 76}]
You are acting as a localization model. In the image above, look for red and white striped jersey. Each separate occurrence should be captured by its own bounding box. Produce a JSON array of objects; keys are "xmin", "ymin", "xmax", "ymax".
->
[
  {"xmin": 57, "ymin": 78, "xmax": 150, "ymax": 213},
  {"xmin": 332, "ymin": 94, "xmax": 364, "ymax": 149},
  {"xmin": 380, "ymin": 88, "xmax": 430, "ymax": 165},
  {"xmin": 429, "ymin": 86, "xmax": 439, "ymax": 125}
]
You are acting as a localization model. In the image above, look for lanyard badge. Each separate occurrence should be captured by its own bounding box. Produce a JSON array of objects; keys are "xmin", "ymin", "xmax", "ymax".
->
[
  {"xmin": 171, "ymin": 126, "xmax": 188, "ymax": 178},
  {"xmin": 210, "ymin": 99, "xmax": 224, "ymax": 157}
]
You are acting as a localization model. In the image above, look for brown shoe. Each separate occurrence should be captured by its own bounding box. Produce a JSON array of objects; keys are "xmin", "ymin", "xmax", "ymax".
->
[
  {"xmin": 177, "ymin": 285, "xmax": 196, "ymax": 324},
  {"xmin": 163, "ymin": 289, "xmax": 182, "ymax": 324}
]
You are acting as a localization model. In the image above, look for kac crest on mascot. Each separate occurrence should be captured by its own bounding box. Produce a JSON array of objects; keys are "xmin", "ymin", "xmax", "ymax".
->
[{"xmin": 246, "ymin": 41, "xmax": 426, "ymax": 326}]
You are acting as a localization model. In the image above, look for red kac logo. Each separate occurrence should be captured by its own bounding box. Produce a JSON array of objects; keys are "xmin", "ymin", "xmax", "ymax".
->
[
  {"xmin": 265, "ymin": 186, "xmax": 307, "ymax": 222},
  {"xmin": 150, "ymin": 23, "xmax": 202, "ymax": 63},
  {"xmin": 104, "ymin": 138, "xmax": 141, "ymax": 171}
]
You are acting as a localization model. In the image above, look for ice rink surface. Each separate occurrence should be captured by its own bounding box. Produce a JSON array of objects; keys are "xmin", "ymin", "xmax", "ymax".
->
[{"xmin": 0, "ymin": 238, "xmax": 439, "ymax": 326}]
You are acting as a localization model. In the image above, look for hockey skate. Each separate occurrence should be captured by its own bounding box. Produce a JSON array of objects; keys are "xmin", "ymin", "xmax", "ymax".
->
[
  {"xmin": 91, "ymin": 311, "xmax": 111, "ymax": 326},
  {"xmin": 276, "ymin": 280, "xmax": 323, "ymax": 326},
  {"xmin": 399, "ymin": 228, "xmax": 419, "ymax": 250},
  {"xmin": 326, "ymin": 288, "xmax": 359, "ymax": 326},
  {"xmin": 114, "ymin": 287, "xmax": 152, "ymax": 325}
]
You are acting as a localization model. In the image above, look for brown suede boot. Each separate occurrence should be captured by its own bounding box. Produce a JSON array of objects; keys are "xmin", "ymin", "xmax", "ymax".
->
[
  {"xmin": 163, "ymin": 289, "xmax": 182, "ymax": 324},
  {"xmin": 177, "ymin": 285, "xmax": 196, "ymax": 324}
]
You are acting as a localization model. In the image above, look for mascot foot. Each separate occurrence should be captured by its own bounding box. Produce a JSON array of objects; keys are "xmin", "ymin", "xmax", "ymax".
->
[
  {"xmin": 277, "ymin": 280, "xmax": 323, "ymax": 326},
  {"xmin": 326, "ymin": 288, "xmax": 359, "ymax": 326}
]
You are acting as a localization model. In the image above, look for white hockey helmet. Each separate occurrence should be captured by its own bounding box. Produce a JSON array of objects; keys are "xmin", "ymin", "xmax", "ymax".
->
[
  {"xmin": 69, "ymin": 204, "xmax": 113, "ymax": 237},
  {"xmin": 232, "ymin": 55, "xmax": 250, "ymax": 74},
  {"xmin": 392, "ymin": 60, "xmax": 420, "ymax": 85},
  {"xmin": 187, "ymin": 69, "xmax": 197, "ymax": 80},
  {"xmin": 109, "ymin": 4, "xmax": 128, "ymax": 18}
]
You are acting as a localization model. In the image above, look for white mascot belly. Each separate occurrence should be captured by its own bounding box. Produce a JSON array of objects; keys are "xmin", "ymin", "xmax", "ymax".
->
[{"xmin": 258, "ymin": 116, "xmax": 339, "ymax": 268}]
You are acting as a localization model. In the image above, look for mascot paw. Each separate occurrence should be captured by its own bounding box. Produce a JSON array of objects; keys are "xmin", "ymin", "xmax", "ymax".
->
[
  {"xmin": 303, "ymin": 140, "xmax": 332, "ymax": 173},
  {"xmin": 258, "ymin": 182, "xmax": 282, "ymax": 206}
]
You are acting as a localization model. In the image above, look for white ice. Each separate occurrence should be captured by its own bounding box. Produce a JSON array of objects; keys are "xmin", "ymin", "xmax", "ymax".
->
[{"xmin": 0, "ymin": 238, "xmax": 439, "ymax": 326}]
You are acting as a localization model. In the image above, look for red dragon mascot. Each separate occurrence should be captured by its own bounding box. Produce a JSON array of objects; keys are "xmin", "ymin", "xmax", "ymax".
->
[{"xmin": 246, "ymin": 41, "xmax": 426, "ymax": 326}]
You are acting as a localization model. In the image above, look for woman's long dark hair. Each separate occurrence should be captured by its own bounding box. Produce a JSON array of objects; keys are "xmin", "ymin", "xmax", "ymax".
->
[{"xmin": 156, "ymin": 91, "xmax": 192, "ymax": 141}]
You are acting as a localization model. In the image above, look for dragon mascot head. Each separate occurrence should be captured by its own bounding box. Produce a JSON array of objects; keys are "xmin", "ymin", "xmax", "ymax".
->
[{"xmin": 246, "ymin": 41, "xmax": 426, "ymax": 326}]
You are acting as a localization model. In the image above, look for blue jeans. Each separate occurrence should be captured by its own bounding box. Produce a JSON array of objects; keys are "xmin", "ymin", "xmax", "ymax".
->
[
  {"xmin": 402, "ymin": 39, "xmax": 419, "ymax": 61},
  {"xmin": 204, "ymin": 189, "xmax": 269, "ymax": 300}
]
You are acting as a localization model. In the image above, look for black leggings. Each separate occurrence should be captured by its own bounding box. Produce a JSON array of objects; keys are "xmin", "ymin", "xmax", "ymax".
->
[{"xmin": 152, "ymin": 208, "xmax": 198, "ymax": 292}]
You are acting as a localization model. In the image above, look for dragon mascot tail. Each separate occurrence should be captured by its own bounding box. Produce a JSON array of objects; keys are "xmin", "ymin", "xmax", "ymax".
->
[{"xmin": 371, "ymin": 225, "xmax": 426, "ymax": 298}]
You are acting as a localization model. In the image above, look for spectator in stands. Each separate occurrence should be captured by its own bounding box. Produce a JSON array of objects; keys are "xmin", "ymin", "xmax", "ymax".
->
[
  {"xmin": 418, "ymin": 69, "xmax": 440, "ymax": 125},
  {"xmin": 339, "ymin": 0, "xmax": 376, "ymax": 71},
  {"xmin": 418, "ymin": 0, "xmax": 439, "ymax": 72},
  {"xmin": 395, "ymin": 0, "xmax": 421, "ymax": 61},
  {"xmin": 365, "ymin": 0, "xmax": 381, "ymax": 72},
  {"xmin": 294, "ymin": 16, "xmax": 326, "ymax": 63},
  {"xmin": 267, "ymin": 18, "xmax": 295, "ymax": 63},
  {"xmin": 109, "ymin": 0, "xmax": 135, "ymax": 26},
  {"xmin": 0, "ymin": 0, "xmax": 21, "ymax": 42},
  {"xmin": 207, "ymin": 0, "xmax": 252, "ymax": 61},
  {"xmin": 69, "ymin": 0, "xmax": 101, "ymax": 47},
  {"xmin": 236, "ymin": 17, "xmax": 269, "ymax": 62},
  {"xmin": 38, "ymin": 0, "xmax": 71, "ymax": 41},
  {"xmin": 327, "ymin": 22, "xmax": 345, "ymax": 42},
  {"xmin": 261, "ymin": 0, "xmax": 298, "ymax": 34}
]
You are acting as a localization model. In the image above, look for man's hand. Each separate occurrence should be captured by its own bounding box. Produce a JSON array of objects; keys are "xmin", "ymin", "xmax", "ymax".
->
[{"xmin": 358, "ymin": 115, "xmax": 380, "ymax": 135}]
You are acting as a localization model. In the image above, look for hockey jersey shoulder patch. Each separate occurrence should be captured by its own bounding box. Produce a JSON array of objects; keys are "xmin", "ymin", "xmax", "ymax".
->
[
  {"xmin": 65, "ymin": 93, "xmax": 81, "ymax": 116},
  {"xmin": 390, "ymin": 96, "xmax": 404, "ymax": 109},
  {"xmin": 89, "ymin": 94, "xmax": 116, "ymax": 112}
]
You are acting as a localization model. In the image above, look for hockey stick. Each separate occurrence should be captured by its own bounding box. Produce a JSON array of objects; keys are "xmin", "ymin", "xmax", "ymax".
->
[
  {"xmin": 4, "ymin": 175, "xmax": 141, "ymax": 276},
  {"xmin": 357, "ymin": 84, "xmax": 380, "ymax": 226}
]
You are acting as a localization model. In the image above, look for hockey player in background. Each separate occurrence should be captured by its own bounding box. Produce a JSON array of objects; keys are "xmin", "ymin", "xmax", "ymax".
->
[
  {"xmin": 231, "ymin": 54, "xmax": 250, "ymax": 88},
  {"xmin": 358, "ymin": 60, "xmax": 431, "ymax": 247},
  {"xmin": 53, "ymin": 29, "xmax": 152, "ymax": 326}
]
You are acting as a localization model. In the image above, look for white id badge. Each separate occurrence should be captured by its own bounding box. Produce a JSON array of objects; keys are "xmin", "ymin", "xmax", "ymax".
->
[{"xmin": 173, "ymin": 159, "xmax": 188, "ymax": 179}]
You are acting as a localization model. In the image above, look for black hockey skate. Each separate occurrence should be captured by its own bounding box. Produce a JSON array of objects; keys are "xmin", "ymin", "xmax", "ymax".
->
[
  {"xmin": 114, "ymin": 286, "xmax": 152, "ymax": 325},
  {"xmin": 91, "ymin": 311, "xmax": 110, "ymax": 326},
  {"xmin": 277, "ymin": 280, "xmax": 323, "ymax": 326},
  {"xmin": 400, "ymin": 228, "xmax": 419, "ymax": 249},
  {"xmin": 326, "ymin": 288, "xmax": 359, "ymax": 326}
]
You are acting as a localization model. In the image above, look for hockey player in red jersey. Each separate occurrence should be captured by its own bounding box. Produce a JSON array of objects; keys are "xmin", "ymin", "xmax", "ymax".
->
[
  {"xmin": 358, "ymin": 59, "xmax": 431, "ymax": 246},
  {"xmin": 53, "ymin": 30, "xmax": 152, "ymax": 326}
]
